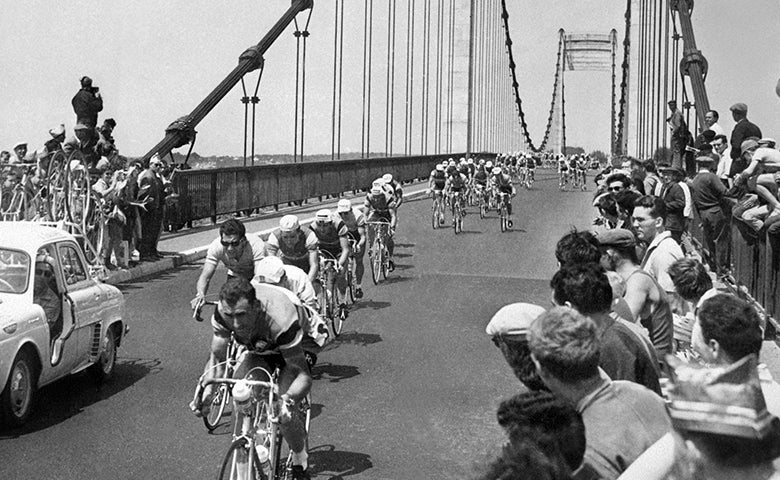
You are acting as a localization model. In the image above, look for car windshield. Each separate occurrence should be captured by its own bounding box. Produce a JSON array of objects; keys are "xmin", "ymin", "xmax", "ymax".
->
[{"xmin": 0, "ymin": 249, "xmax": 31, "ymax": 294}]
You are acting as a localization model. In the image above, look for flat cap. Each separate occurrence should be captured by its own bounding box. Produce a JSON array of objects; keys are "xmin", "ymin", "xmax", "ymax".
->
[
  {"xmin": 659, "ymin": 165, "xmax": 685, "ymax": 176},
  {"xmin": 49, "ymin": 124, "xmax": 65, "ymax": 138},
  {"xmin": 486, "ymin": 303, "xmax": 546, "ymax": 337},
  {"xmin": 595, "ymin": 228, "xmax": 636, "ymax": 248},
  {"xmin": 741, "ymin": 138, "xmax": 760, "ymax": 152},
  {"xmin": 695, "ymin": 155, "xmax": 716, "ymax": 164},
  {"xmin": 758, "ymin": 138, "xmax": 776, "ymax": 148},
  {"xmin": 729, "ymin": 102, "xmax": 748, "ymax": 113}
]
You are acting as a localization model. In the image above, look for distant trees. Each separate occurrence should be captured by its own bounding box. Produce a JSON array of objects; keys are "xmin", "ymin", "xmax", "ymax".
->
[
  {"xmin": 564, "ymin": 146, "xmax": 585, "ymax": 156},
  {"xmin": 589, "ymin": 150, "xmax": 608, "ymax": 164}
]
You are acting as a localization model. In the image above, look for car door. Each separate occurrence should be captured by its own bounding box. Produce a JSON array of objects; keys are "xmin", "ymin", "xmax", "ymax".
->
[{"xmin": 56, "ymin": 242, "xmax": 103, "ymax": 372}]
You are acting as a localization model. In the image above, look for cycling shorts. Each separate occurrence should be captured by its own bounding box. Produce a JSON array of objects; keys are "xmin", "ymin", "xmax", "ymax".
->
[
  {"xmin": 319, "ymin": 246, "xmax": 343, "ymax": 261},
  {"xmin": 282, "ymin": 256, "xmax": 311, "ymax": 273},
  {"xmin": 368, "ymin": 210, "xmax": 392, "ymax": 223},
  {"xmin": 498, "ymin": 186, "xmax": 513, "ymax": 195},
  {"xmin": 347, "ymin": 230, "xmax": 361, "ymax": 243},
  {"xmin": 449, "ymin": 187, "xmax": 465, "ymax": 194}
]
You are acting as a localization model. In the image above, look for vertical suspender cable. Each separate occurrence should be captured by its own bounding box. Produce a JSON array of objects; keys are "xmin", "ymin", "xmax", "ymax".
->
[
  {"xmin": 421, "ymin": 0, "xmax": 430, "ymax": 154},
  {"xmin": 385, "ymin": 0, "xmax": 393, "ymax": 156},
  {"xmin": 656, "ymin": 0, "xmax": 665, "ymax": 155},
  {"xmin": 241, "ymin": 77, "xmax": 249, "ymax": 166},
  {"xmin": 299, "ymin": 8, "xmax": 313, "ymax": 162},
  {"xmin": 331, "ymin": 0, "xmax": 340, "ymax": 161},
  {"xmin": 447, "ymin": 0, "xmax": 455, "ymax": 153},
  {"xmin": 637, "ymin": 0, "xmax": 645, "ymax": 158},
  {"xmin": 405, "ymin": 0, "xmax": 415, "ymax": 155},
  {"xmin": 434, "ymin": 0, "xmax": 442, "ymax": 153},
  {"xmin": 250, "ymin": 67, "xmax": 264, "ymax": 165},
  {"xmin": 337, "ymin": 0, "xmax": 345, "ymax": 159},
  {"xmin": 650, "ymin": 0, "xmax": 657, "ymax": 158},
  {"xmin": 663, "ymin": 0, "xmax": 670, "ymax": 151},
  {"xmin": 293, "ymin": 18, "xmax": 302, "ymax": 163}
]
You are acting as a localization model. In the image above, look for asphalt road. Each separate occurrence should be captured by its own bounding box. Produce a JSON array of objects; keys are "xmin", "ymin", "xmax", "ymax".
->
[{"xmin": 0, "ymin": 171, "xmax": 605, "ymax": 479}]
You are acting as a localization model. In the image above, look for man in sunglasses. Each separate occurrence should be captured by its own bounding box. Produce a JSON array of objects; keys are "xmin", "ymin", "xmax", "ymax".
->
[{"xmin": 191, "ymin": 218, "xmax": 267, "ymax": 313}]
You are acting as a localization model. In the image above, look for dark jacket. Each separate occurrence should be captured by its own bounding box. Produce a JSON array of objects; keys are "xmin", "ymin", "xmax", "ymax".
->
[
  {"xmin": 660, "ymin": 181, "xmax": 686, "ymax": 232},
  {"xmin": 137, "ymin": 169, "xmax": 165, "ymax": 211},
  {"xmin": 71, "ymin": 88, "xmax": 103, "ymax": 128},
  {"xmin": 729, "ymin": 118, "xmax": 762, "ymax": 176}
]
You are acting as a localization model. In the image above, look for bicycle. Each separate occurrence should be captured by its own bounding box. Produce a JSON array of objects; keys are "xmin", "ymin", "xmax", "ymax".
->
[
  {"xmin": 193, "ymin": 300, "xmax": 244, "ymax": 432},
  {"xmin": 195, "ymin": 365, "xmax": 311, "ymax": 480},
  {"xmin": 430, "ymin": 191, "xmax": 445, "ymax": 229},
  {"xmin": 497, "ymin": 192, "xmax": 512, "ymax": 232},
  {"xmin": 344, "ymin": 238, "xmax": 358, "ymax": 304},
  {"xmin": 474, "ymin": 185, "xmax": 487, "ymax": 219},
  {"xmin": 450, "ymin": 191, "xmax": 464, "ymax": 234},
  {"xmin": 366, "ymin": 219, "xmax": 392, "ymax": 285},
  {"xmin": 1, "ymin": 163, "xmax": 46, "ymax": 222},
  {"xmin": 316, "ymin": 250, "xmax": 346, "ymax": 337}
]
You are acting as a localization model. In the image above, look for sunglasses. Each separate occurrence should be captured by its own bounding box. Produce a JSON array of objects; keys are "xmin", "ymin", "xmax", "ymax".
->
[
  {"xmin": 608, "ymin": 186, "xmax": 623, "ymax": 192},
  {"xmin": 221, "ymin": 239, "xmax": 243, "ymax": 248}
]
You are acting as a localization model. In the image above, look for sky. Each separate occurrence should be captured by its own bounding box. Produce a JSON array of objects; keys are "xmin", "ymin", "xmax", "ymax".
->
[{"xmin": 0, "ymin": 0, "xmax": 777, "ymax": 158}]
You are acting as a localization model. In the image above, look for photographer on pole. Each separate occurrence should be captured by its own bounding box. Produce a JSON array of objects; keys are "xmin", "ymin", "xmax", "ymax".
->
[{"xmin": 71, "ymin": 76, "xmax": 103, "ymax": 129}]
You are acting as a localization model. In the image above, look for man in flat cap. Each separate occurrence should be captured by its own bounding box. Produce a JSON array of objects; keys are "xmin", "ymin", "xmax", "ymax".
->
[
  {"xmin": 728, "ymin": 102, "xmax": 762, "ymax": 177},
  {"xmin": 486, "ymin": 303, "xmax": 548, "ymax": 391},
  {"xmin": 10, "ymin": 142, "xmax": 28, "ymax": 164},
  {"xmin": 691, "ymin": 155, "xmax": 729, "ymax": 276},
  {"xmin": 72, "ymin": 76, "xmax": 103, "ymax": 129},
  {"xmin": 657, "ymin": 165, "xmax": 687, "ymax": 245}
]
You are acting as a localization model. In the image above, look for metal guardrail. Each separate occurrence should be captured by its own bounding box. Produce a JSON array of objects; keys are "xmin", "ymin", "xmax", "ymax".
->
[
  {"xmin": 689, "ymin": 206, "xmax": 779, "ymax": 337},
  {"xmin": 167, "ymin": 153, "xmax": 473, "ymax": 226}
]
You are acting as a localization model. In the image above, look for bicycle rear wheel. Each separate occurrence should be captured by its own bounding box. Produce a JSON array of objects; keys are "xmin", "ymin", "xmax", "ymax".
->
[
  {"xmin": 203, "ymin": 383, "xmax": 230, "ymax": 432},
  {"xmin": 217, "ymin": 437, "xmax": 264, "ymax": 480}
]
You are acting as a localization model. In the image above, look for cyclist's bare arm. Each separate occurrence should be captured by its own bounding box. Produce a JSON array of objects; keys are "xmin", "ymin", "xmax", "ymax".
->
[
  {"xmin": 191, "ymin": 334, "xmax": 228, "ymax": 415},
  {"xmin": 338, "ymin": 236, "xmax": 351, "ymax": 268},
  {"xmin": 307, "ymin": 249, "xmax": 319, "ymax": 283},
  {"xmin": 389, "ymin": 208, "xmax": 398, "ymax": 229},
  {"xmin": 192, "ymin": 262, "xmax": 217, "ymax": 310},
  {"xmin": 279, "ymin": 344, "xmax": 313, "ymax": 402}
]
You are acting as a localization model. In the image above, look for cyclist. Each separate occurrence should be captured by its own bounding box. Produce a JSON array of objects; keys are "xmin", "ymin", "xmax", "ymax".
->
[
  {"xmin": 445, "ymin": 158, "xmax": 458, "ymax": 177},
  {"xmin": 191, "ymin": 218, "xmax": 267, "ymax": 312},
  {"xmin": 191, "ymin": 278, "xmax": 313, "ymax": 480},
  {"xmin": 525, "ymin": 154, "xmax": 536, "ymax": 185},
  {"xmin": 266, "ymin": 215, "xmax": 320, "ymax": 284},
  {"xmin": 336, "ymin": 198, "xmax": 367, "ymax": 299},
  {"xmin": 445, "ymin": 166, "xmax": 468, "ymax": 223},
  {"xmin": 428, "ymin": 164, "xmax": 447, "ymax": 226},
  {"xmin": 577, "ymin": 155, "xmax": 589, "ymax": 190},
  {"xmin": 466, "ymin": 157, "xmax": 476, "ymax": 178},
  {"xmin": 254, "ymin": 256, "xmax": 329, "ymax": 363},
  {"xmin": 472, "ymin": 162, "xmax": 489, "ymax": 205},
  {"xmin": 557, "ymin": 155, "xmax": 569, "ymax": 190},
  {"xmin": 363, "ymin": 185, "xmax": 397, "ymax": 271},
  {"xmin": 493, "ymin": 166, "xmax": 516, "ymax": 228},
  {"xmin": 382, "ymin": 173, "xmax": 404, "ymax": 209},
  {"xmin": 309, "ymin": 209, "xmax": 351, "ymax": 316}
]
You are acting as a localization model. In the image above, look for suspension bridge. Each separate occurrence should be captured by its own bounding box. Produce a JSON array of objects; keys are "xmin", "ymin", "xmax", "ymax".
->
[{"xmin": 2, "ymin": 1, "xmax": 779, "ymax": 479}]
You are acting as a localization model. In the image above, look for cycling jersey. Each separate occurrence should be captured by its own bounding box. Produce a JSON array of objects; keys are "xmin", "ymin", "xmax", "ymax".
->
[
  {"xmin": 526, "ymin": 158, "xmax": 536, "ymax": 169},
  {"xmin": 339, "ymin": 208, "xmax": 366, "ymax": 234},
  {"xmin": 446, "ymin": 165, "xmax": 458, "ymax": 177},
  {"xmin": 212, "ymin": 282, "xmax": 303, "ymax": 352},
  {"xmin": 386, "ymin": 180, "xmax": 403, "ymax": 200},
  {"xmin": 204, "ymin": 234, "xmax": 267, "ymax": 280},
  {"xmin": 364, "ymin": 192, "xmax": 395, "ymax": 213},
  {"xmin": 467, "ymin": 164, "xmax": 476, "ymax": 177},
  {"xmin": 448, "ymin": 173, "xmax": 468, "ymax": 192},
  {"xmin": 558, "ymin": 160, "xmax": 568, "ymax": 172},
  {"xmin": 309, "ymin": 219, "xmax": 349, "ymax": 257},
  {"xmin": 430, "ymin": 169, "xmax": 447, "ymax": 190},
  {"xmin": 473, "ymin": 170, "xmax": 488, "ymax": 186},
  {"xmin": 267, "ymin": 229, "xmax": 319, "ymax": 263},
  {"xmin": 495, "ymin": 173, "xmax": 513, "ymax": 192}
]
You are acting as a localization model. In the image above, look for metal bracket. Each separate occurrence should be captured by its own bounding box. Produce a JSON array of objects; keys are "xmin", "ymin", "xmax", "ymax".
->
[{"xmin": 679, "ymin": 50, "xmax": 708, "ymax": 78}]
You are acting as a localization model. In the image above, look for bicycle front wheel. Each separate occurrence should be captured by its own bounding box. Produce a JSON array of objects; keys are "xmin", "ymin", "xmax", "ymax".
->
[
  {"xmin": 203, "ymin": 383, "xmax": 230, "ymax": 432},
  {"xmin": 370, "ymin": 239, "xmax": 382, "ymax": 285},
  {"xmin": 217, "ymin": 437, "xmax": 264, "ymax": 480}
]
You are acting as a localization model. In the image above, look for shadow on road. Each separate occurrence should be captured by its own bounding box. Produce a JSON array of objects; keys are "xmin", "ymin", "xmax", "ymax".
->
[
  {"xmin": 349, "ymin": 300, "xmax": 391, "ymax": 312},
  {"xmin": 116, "ymin": 264, "xmax": 202, "ymax": 290},
  {"xmin": 0, "ymin": 356, "xmax": 162, "ymax": 438},
  {"xmin": 382, "ymin": 276, "xmax": 412, "ymax": 285},
  {"xmin": 309, "ymin": 444, "xmax": 373, "ymax": 479},
  {"xmin": 394, "ymin": 243, "xmax": 415, "ymax": 248},
  {"xmin": 393, "ymin": 252, "xmax": 413, "ymax": 258},
  {"xmin": 312, "ymin": 363, "xmax": 361, "ymax": 383},
  {"xmin": 327, "ymin": 331, "xmax": 382, "ymax": 347}
]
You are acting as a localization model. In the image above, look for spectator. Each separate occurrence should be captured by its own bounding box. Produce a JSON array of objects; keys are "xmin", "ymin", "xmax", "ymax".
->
[
  {"xmin": 593, "ymin": 193, "xmax": 620, "ymax": 229},
  {"xmin": 63, "ymin": 123, "xmax": 100, "ymax": 168},
  {"xmin": 728, "ymin": 102, "xmax": 762, "ymax": 177},
  {"xmin": 96, "ymin": 118, "xmax": 118, "ymax": 159},
  {"xmin": 92, "ymin": 168, "xmax": 125, "ymax": 270},
  {"xmin": 11, "ymin": 142, "xmax": 28, "ymax": 164},
  {"xmin": 497, "ymin": 391, "xmax": 594, "ymax": 478},
  {"xmin": 136, "ymin": 155, "xmax": 166, "ymax": 260},
  {"xmin": 643, "ymin": 160, "xmax": 661, "ymax": 197},
  {"xmin": 711, "ymin": 133, "xmax": 731, "ymax": 187},
  {"xmin": 472, "ymin": 440, "xmax": 570, "ymax": 480},
  {"xmin": 596, "ymin": 228, "xmax": 673, "ymax": 359},
  {"xmin": 628, "ymin": 158, "xmax": 646, "ymax": 195},
  {"xmin": 605, "ymin": 172, "xmax": 631, "ymax": 194},
  {"xmin": 667, "ymin": 258, "xmax": 715, "ymax": 351},
  {"xmin": 667, "ymin": 100, "xmax": 688, "ymax": 170},
  {"xmin": 613, "ymin": 189, "xmax": 641, "ymax": 237},
  {"xmin": 528, "ymin": 306, "xmax": 672, "ymax": 479},
  {"xmin": 486, "ymin": 303, "xmax": 548, "ymax": 391},
  {"xmin": 704, "ymin": 109, "xmax": 725, "ymax": 136},
  {"xmin": 691, "ymin": 155, "xmax": 730, "ymax": 276},
  {"xmin": 72, "ymin": 76, "xmax": 103, "ymax": 129},
  {"xmin": 734, "ymin": 138, "xmax": 780, "ymax": 218},
  {"xmin": 38, "ymin": 124, "xmax": 66, "ymax": 177},
  {"xmin": 555, "ymin": 229, "xmax": 601, "ymax": 267},
  {"xmin": 632, "ymin": 195, "xmax": 685, "ymax": 302},
  {"xmin": 0, "ymin": 151, "xmax": 9, "ymax": 163},
  {"xmin": 657, "ymin": 166, "xmax": 687, "ymax": 244},
  {"xmin": 550, "ymin": 263, "xmax": 662, "ymax": 393},
  {"xmin": 620, "ymin": 354, "xmax": 780, "ymax": 480}
]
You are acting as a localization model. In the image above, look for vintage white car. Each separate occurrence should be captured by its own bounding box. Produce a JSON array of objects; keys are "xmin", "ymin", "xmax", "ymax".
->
[{"xmin": 0, "ymin": 223, "xmax": 126, "ymax": 427}]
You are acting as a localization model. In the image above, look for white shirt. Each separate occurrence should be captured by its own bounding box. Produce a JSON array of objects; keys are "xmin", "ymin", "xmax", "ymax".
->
[
  {"xmin": 716, "ymin": 147, "xmax": 732, "ymax": 179},
  {"xmin": 707, "ymin": 122, "xmax": 725, "ymax": 136},
  {"xmin": 641, "ymin": 231, "xmax": 684, "ymax": 293},
  {"xmin": 678, "ymin": 181, "xmax": 693, "ymax": 219}
]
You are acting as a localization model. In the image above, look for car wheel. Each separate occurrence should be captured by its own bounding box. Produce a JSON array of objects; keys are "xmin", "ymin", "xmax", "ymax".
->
[
  {"xmin": 0, "ymin": 349, "xmax": 38, "ymax": 428},
  {"xmin": 90, "ymin": 326, "xmax": 116, "ymax": 383}
]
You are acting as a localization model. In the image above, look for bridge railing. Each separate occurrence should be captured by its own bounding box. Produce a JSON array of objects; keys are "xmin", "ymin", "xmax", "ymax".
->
[
  {"xmin": 689, "ymin": 208, "xmax": 779, "ymax": 336},
  {"xmin": 168, "ymin": 153, "xmax": 465, "ymax": 226}
]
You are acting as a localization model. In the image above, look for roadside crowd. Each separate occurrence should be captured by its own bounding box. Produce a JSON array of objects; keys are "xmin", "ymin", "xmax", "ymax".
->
[
  {"xmin": 1, "ymin": 76, "xmax": 176, "ymax": 267},
  {"xmin": 479, "ymin": 102, "xmax": 780, "ymax": 480}
]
